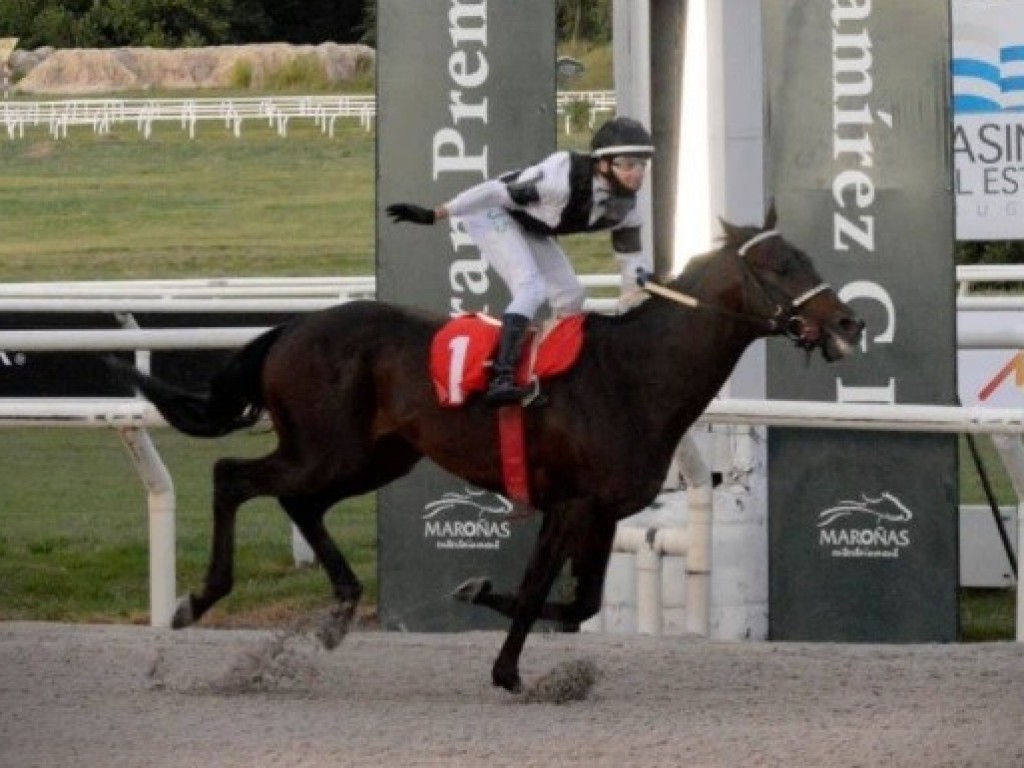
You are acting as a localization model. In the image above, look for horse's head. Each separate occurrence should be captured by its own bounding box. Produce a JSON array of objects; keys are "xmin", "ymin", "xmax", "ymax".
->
[{"xmin": 716, "ymin": 204, "xmax": 864, "ymax": 361}]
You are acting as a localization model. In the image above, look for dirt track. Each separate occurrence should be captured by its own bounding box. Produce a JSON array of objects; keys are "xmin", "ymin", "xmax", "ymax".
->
[{"xmin": 1, "ymin": 621, "xmax": 1022, "ymax": 767}]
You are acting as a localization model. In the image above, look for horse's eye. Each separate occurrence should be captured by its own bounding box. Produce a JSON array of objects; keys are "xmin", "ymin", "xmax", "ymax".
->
[
  {"xmin": 758, "ymin": 252, "xmax": 788, "ymax": 276},
  {"xmin": 774, "ymin": 257, "xmax": 793, "ymax": 276}
]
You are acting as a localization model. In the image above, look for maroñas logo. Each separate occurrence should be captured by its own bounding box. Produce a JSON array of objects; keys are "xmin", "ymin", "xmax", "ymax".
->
[
  {"xmin": 422, "ymin": 486, "xmax": 513, "ymax": 551},
  {"xmin": 816, "ymin": 491, "xmax": 913, "ymax": 559}
]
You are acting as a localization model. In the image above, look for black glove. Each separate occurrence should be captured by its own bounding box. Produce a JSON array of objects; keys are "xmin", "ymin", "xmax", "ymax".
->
[{"xmin": 387, "ymin": 203, "xmax": 436, "ymax": 225}]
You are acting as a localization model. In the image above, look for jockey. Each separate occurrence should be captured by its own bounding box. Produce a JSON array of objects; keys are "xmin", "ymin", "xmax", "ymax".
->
[{"xmin": 387, "ymin": 116, "xmax": 655, "ymax": 407}]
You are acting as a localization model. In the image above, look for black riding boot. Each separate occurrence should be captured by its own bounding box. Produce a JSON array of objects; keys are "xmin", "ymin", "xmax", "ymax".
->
[{"xmin": 485, "ymin": 313, "xmax": 533, "ymax": 407}]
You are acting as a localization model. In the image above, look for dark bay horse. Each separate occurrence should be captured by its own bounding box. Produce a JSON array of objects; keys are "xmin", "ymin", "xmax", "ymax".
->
[{"xmin": 110, "ymin": 208, "xmax": 863, "ymax": 692}]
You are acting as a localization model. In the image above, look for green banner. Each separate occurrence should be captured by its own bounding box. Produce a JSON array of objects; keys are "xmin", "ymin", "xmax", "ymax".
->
[
  {"xmin": 764, "ymin": 0, "xmax": 959, "ymax": 641},
  {"xmin": 375, "ymin": 0, "xmax": 557, "ymax": 630}
]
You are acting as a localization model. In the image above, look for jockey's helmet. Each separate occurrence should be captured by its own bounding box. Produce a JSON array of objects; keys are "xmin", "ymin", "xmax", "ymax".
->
[{"xmin": 590, "ymin": 117, "xmax": 655, "ymax": 159}]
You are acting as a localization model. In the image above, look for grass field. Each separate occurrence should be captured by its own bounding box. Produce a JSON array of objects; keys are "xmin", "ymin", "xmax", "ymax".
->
[
  {"xmin": 0, "ymin": 428, "xmax": 376, "ymax": 626},
  {"xmin": 0, "ymin": 120, "xmax": 376, "ymax": 281},
  {"xmin": 0, "ymin": 80, "xmax": 1016, "ymax": 638}
]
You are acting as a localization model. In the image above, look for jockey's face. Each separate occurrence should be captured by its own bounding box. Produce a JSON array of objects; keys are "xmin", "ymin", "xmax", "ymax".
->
[{"xmin": 600, "ymin": 155, "xmax": 649, "ymax": 194}]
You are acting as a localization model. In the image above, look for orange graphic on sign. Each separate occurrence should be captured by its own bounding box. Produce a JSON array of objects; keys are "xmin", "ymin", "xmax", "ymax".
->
[{"xmin": 979, "ymin": 351, "xmax": 1024, "ymax": 401}]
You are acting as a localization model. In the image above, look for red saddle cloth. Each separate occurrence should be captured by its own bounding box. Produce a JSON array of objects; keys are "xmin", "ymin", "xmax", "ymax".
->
[{"xmin": 430, "ymin": 313, "xmax": 587, "ymax": 407}]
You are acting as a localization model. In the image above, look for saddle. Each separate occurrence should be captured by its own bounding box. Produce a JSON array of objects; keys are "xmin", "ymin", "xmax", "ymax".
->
[
  {"xmin": 430, "ymin": 313, "xmax": 586, "ymax": 506},
  {"xmin": 430, "ymin": 313, "xmax": 586, "ymax": 407}
]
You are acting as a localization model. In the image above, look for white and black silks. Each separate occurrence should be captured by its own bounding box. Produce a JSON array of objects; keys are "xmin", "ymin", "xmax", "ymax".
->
[
  {"xmin": 444, "ymin": 150, "xmax": 644, "ymax": 258},
  {"xmin": 501, "ymin": 151, "xmax": 642, "ymax": 257}
]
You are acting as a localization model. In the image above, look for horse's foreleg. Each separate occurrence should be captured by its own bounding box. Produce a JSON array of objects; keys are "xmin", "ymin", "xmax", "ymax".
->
[
  {"xmin": 455, "ymin": 515, "xmax": 616, "ymax": 629},
  {"xmin": 490, "ymin": 510, "xmax": 576, "ymax": 693},
  {"xmin": 554, "ymin": 515, "xmax": 617, "ymax": 629},
  {"xmin": 173, "ymin": 457, "xmax": 251, "ymax": 628},
  {"xmin": 280, "ymin": 494, "xmax": 363, "ymax": 649}
]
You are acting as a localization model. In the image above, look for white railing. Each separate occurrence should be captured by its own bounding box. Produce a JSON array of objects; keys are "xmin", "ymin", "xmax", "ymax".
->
[
  {"xmin": 2, "ymin": 94, "xmax": 377, "ymax": 139},
  {"xmin": 554, "ymin": 89, "xmax": 617, "ymax": 133},
  {"xmin": 0, "ymin": 263, "xmax": 999, "ymax": 300},
  {"xmin": 958, "ymin": 264, "xmax": 1024, "ymax": 294},
  {"xmin": 2, "ymin": 90, "xmax": 618, "ymax": 140}
]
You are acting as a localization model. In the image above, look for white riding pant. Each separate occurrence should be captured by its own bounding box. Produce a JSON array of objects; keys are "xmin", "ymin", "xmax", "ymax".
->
[{"xmin": 459, "ymin": 207, "xmax": 586, "ymax": 320}]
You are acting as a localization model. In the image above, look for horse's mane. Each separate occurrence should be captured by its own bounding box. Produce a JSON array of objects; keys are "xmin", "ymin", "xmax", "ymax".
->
[
  {"xmin": 589, "ymin": 222, "xmax": 763, "ymax": 329},
  {"xmin": 672, "ymin": 251, "xmax": 716, "ymax": 294},
  {"xmin": 665, "ymin": 221, "xmax": 764, "ymax": 294}
]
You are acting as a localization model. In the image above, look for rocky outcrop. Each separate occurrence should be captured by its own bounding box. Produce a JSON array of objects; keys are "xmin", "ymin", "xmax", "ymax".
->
[{"xmin": 11, "ymin": 43, "xmax": 375, "ymax": 94}]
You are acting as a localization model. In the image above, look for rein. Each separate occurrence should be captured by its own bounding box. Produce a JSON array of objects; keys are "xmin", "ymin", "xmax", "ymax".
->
[{"xmin": 637, "ymin": 229, "xmax": 830, "ymax": 336}]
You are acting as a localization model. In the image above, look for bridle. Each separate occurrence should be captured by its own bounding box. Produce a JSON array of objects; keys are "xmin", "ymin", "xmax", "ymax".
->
[
  {"xmin": 735, "ymin": 229, "xmax": 831, "ymax": 347},
  {"xmin": 638, "ymin": 229, "xmax": 832, "ymax": 347}
]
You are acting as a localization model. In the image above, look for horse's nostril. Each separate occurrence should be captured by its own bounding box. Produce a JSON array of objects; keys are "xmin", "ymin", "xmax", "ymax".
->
[{"xmin": 841, "ymin": 317, "xmax": 866, "ymax": 335}]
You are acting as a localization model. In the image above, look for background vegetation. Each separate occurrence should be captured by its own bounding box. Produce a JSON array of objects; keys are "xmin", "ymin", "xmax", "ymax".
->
[{"xmin": 0, "ymin": 0, "xmax": 613, "ymax": 48}]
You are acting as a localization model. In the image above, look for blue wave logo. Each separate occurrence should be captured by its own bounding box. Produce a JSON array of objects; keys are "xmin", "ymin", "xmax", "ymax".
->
[{"xmin": 953, "ymin": 40, "xmax": 1024, "ymax": 114}]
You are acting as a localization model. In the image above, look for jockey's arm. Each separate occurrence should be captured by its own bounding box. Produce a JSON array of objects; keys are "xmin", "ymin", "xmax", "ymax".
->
[
  {"xmin": 440, "ymin": 154, "xmax": 564, "ymax": 222},
  {"xmin": 437, "ymin": 178, "xmax": 512, "ymax": 221},
  {"xmin": 611, "ymin": 218, "xmax": 652, "ymax": 312}
]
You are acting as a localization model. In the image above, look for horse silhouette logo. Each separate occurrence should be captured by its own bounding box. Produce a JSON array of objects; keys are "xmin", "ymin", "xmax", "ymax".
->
[
  {"xmin": 423, "ymin": 486, "xmax": 513, "ymax": 520},
  {"xmin": 817, "ymin": 491, "xmax": 914, "ymax": 527}
]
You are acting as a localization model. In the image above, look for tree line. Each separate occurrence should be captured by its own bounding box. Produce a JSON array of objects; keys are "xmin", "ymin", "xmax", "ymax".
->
[{"xmin": 0, "ymin": 0, "xmax": 612, "ymax": 49}]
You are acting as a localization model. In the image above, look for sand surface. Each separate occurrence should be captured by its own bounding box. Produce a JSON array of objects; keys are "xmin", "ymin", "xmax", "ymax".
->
[{"xmin": 1, "ymin": 622, "xmax": 1022, "ymax": 767}]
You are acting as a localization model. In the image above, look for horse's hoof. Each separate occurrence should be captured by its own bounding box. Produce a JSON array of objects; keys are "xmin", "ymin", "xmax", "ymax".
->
[
  {"xmin": 170, "ymin": 595, "xmax": 194, "ymax": 629},
  {"xmin": 492, "ymin": 666, "xmax": 523, "ymax": 694},
  {"xmin": 452, "ymin": 577, "xmax": 491, "ymax": 604},
  {"xmin": 315, "ymin": 601, "xmax": 357, "ymax": 650}
]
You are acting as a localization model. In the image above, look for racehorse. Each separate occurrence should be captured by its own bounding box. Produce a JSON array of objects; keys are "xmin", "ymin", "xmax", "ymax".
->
[{"xmin": 109, "ymin": 207, "xmax": 864, "ymax": 693}]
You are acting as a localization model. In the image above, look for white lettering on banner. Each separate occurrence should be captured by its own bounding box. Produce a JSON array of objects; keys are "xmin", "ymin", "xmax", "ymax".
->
[
  {"xmin": 432, "ymin": 128, "xmax": 487, "ymax": 179},
  {"xmin": 434, "ymin": 0, "xmax": 492, "ymax": 316},
  {"xmin": 422, "ymin": 486, "xmax": 514, "ymax": 550},
  {"xmin": 831, "ymin": 8, "xmax": 883, "ymax": 254},
  {"xmin": 838, "ymin": 280, "xmax": 894, "ymax": 350},
  {"xmin": 448, "ymin": 222, "xmax": 490, "ymax": 313},
  {"xmin": 831, "ymin": 2, "xmax": 896, "ymax": 403},
  {"xmin": 815, "ymin": 491, "xmax": 914, "ymax": 559}
]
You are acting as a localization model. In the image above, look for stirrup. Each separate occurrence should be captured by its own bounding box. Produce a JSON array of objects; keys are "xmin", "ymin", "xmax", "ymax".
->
[
  {"xmin": 484, "ymin": 377, "xmax": 541, "ymax": 407},
  {"xmin": 484, "ymin": 382, "xmax": 531, "ymax": 406}
]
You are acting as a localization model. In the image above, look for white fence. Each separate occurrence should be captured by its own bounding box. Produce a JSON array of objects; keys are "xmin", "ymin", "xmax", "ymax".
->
[
  {"xmin": 2, "ymin": 95, "xmax": 377, "ymax": 139},
  {"xmin": 2, "ymin": 90, "xmax": 617, "ymax": 140},
  {"xmin": 1, "ymin": 265, "xmax": 1021, "ymax": 640}
]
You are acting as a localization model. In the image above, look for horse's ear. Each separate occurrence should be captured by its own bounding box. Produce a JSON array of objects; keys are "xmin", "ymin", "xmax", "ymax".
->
[
  {"xmin": 764, "ymin": 199, "xmax": 778, "ymax": 229},
  {"xmin": 717, "ymin": 216, "xmax": 742, "ymax": 246}
]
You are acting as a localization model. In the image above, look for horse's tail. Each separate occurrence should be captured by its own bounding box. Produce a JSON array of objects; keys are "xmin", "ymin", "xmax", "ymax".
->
[{"xmin": 106, "ymin": 324, "xmax": 288, "ymax": 438}]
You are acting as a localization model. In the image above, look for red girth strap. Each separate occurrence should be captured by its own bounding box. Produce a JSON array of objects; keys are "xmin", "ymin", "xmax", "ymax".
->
[{"xmin": 497, "ymin": 405, "xmax": 530, "ymax": 506}]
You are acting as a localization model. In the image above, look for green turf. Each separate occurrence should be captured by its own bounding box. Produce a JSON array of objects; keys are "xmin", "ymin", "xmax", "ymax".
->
[
  {"xmin": 0, "ymin": 427, "xmax": 376, "ymax": 625},
  {"xmin": 0, "ymin": 120, "xmax": 376, "ymax": 281}
]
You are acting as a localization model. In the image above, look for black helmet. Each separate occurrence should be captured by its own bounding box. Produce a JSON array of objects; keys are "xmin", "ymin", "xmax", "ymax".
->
[{"xmin": 590, "ymin": 117, "xmax": 654, "ymax": 158}]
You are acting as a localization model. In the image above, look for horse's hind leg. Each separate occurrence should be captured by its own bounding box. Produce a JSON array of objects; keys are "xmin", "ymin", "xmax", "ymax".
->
[
  {"xmin": 280, "ymin": 493, "xmax": 362, "ymax": 649},
  {"xmin": 173, "ymin": 455, "xmax": 260, "ymax": 628},
  {"xmin": 282, "ymin": 436, "xmax": 421, "ymax": 646}
]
